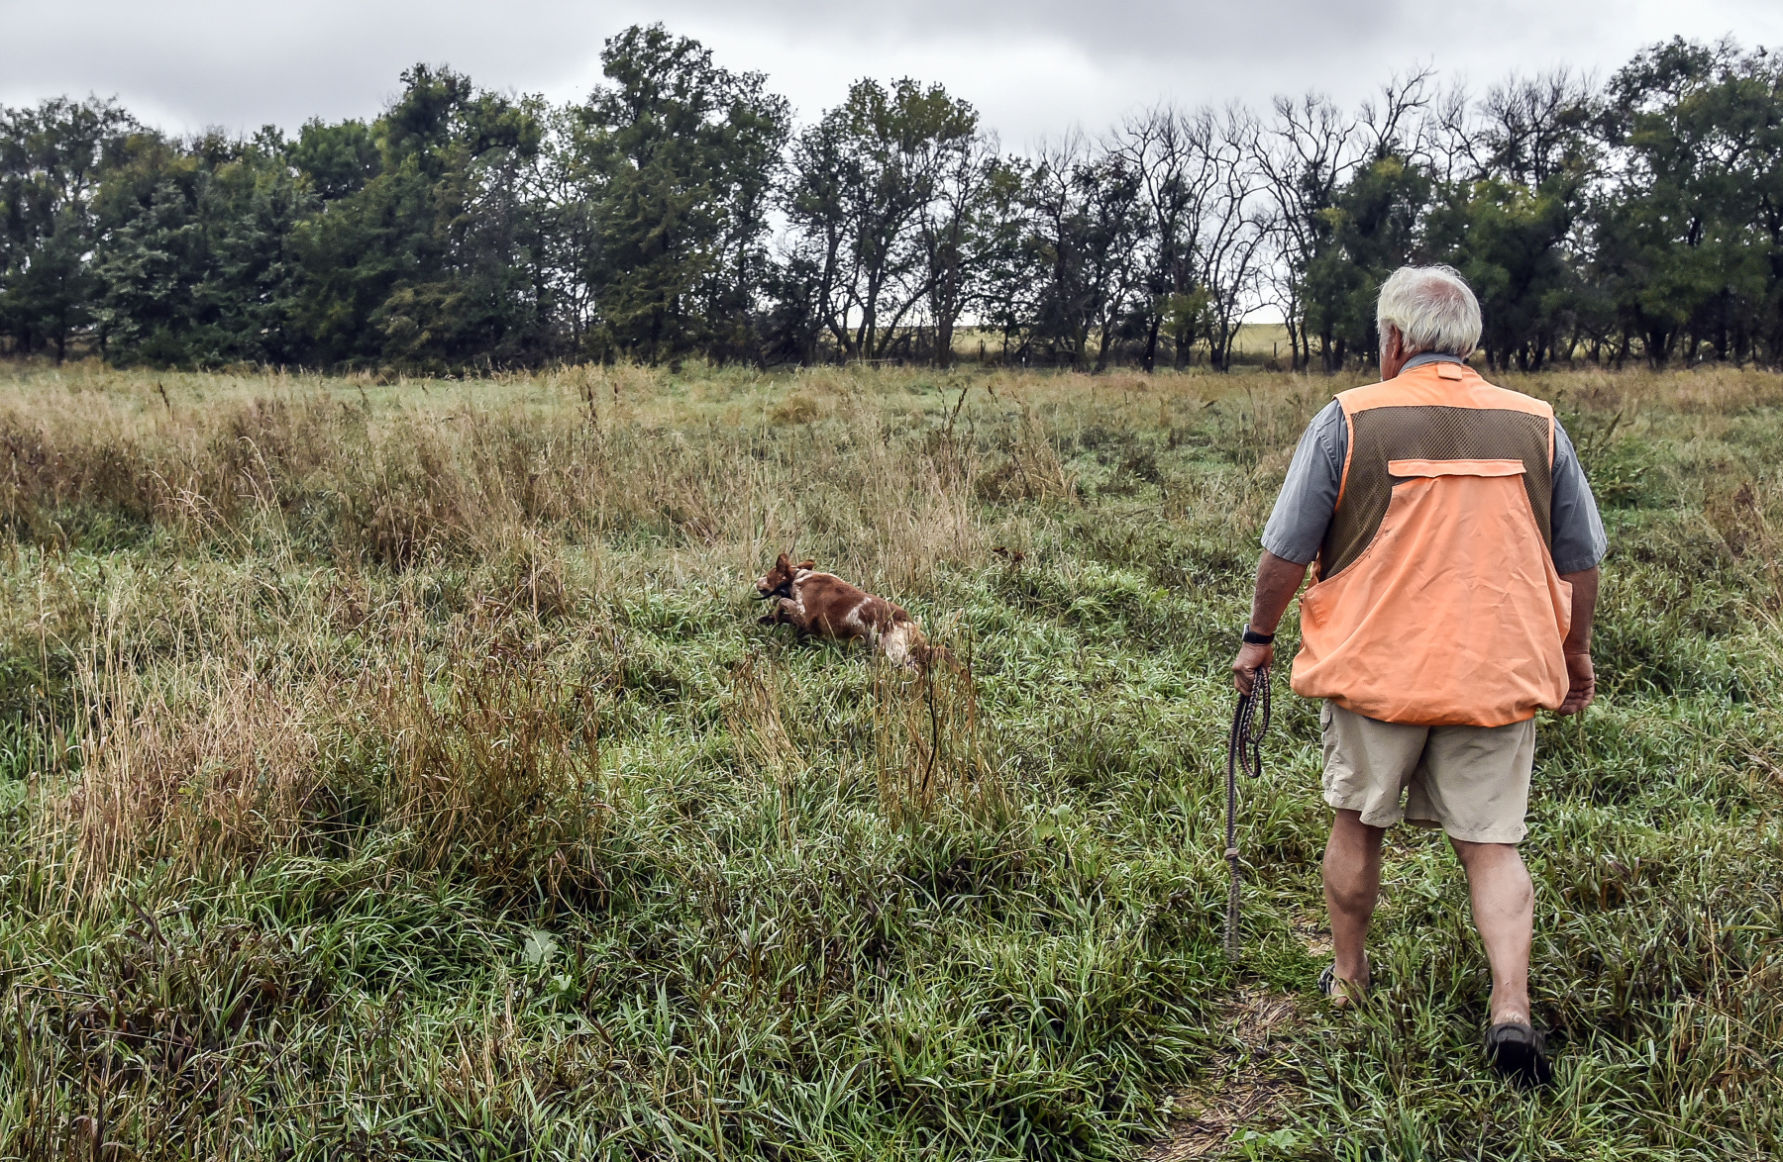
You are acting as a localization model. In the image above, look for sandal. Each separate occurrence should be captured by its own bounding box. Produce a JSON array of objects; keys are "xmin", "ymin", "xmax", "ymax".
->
[
  {"xmin": 1486, "ymin": 1021, "xmax": 1552, "ymax": 1088},
  {"xmin": 1317, "ymin": 962, "xmax": 1368, "ymax": 1009}
]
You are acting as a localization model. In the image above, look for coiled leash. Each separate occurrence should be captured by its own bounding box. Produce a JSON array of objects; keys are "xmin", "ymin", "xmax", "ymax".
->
[{"xmin": 1224, "ymin": 664, "xmax": 1271, "ymax": 959}]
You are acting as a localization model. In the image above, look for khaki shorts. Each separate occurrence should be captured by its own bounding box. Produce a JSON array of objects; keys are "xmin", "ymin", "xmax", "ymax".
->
[{"xmin": 1320, "ymin": 701, "xmax": 1535, "ymax": 844}]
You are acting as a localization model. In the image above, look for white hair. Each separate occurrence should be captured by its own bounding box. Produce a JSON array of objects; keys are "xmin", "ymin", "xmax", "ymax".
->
[{"xmin": 1377, "ymin": 265, "xmax": 1482, "ymax": 358}]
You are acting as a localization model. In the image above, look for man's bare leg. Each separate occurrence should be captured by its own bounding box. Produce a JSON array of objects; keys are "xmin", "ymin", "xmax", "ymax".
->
[
  {"xmin": 1323, "ymin": 809, "xmax": 1385, "ymax": 995},
  {"xmin": 1450, "ymin": 838, "xmax": 1533, "ymax": 1026}
]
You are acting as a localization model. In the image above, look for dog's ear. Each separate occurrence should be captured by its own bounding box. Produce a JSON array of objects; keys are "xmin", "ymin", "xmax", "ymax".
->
[
  {"xmin": 797, "ymin": 559, "xmax": 815, "ymax": 571},
  {"xmin": 775, "ymin": 551, "xmax": 792, "ymax": 571}
]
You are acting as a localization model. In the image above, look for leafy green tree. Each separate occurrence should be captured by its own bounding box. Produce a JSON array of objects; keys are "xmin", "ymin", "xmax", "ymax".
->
[
  {"xmin": 92, "ymin": 128, "xmax": 310, "ymax": 367},
  {"xmin": 1594, "ymin": 38, "xmax": 1783, "ymax": 365},
  {"xmin": 1301, "ymin": 153, "xmax": 1431, "ymax": 370},
  {"xmin": 0, "ymin": 98, "xmax": 138, "ymax": 359},
  {"xmin": 1426, "ymin": 73, "xmax": 1596, "ymax": 369},
  {"xmin": 285, "ymin": 70, "xmax": 462, "ymax": 368},
  {"xmin": 569, "ymin": 24, "xmax": 789, "ymax": 363},
  {"xmin": 288, "ymin": 118, "xmax": 380, "ymax": 202},
  {"xmin": 784, "ymin": 76, "xmax": 980, "ymax": 362},
  {"xmin": 287, "ymin": 66, "xmax": 552, "ymax": 370},
  {"xmin": 1019, "ymin": 137, "xmax": 1148, "ymax": 370},
  {"xmin": 914, "ymin": 136, "xmax": 1002, "ymax": 367},
  {"xmin": 962, "ymin": 155, "xmax": 1038, "ymax": 364},
  {"xmin": 1428, "ymin": 178, "xmax": 1575, "ymax": 369}
]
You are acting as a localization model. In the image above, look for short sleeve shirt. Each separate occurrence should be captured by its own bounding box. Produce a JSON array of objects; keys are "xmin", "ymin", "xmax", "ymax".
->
[{"xmin": 1261, "ymin": 355, "xmax": 1608, "ymax": 575}]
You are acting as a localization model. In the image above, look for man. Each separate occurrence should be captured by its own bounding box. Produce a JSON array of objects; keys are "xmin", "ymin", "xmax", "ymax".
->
[{"xmin": 1230, "ymin": 265, "xmax": 1605, "ymax": 1086}]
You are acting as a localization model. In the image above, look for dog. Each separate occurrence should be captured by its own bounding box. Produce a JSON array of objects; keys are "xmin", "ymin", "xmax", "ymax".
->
[{"xmin": 755, "ymin": 552, "xmax": 932, "ymax": 668}]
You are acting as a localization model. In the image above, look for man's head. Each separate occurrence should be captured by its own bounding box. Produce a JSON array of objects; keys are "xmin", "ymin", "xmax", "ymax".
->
[{"xmin": 1376, "ymin": 265, "xmax": 1482, "ymax": 378}]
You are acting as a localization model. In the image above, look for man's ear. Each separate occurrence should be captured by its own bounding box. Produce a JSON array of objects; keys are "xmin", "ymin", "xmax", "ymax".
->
[
  {"xmin": 798, "ymin": 559, "xmax": 815, "ymax": 571},
  {"xmin": 1382, "ymin": 323, "xmax": 1405, "ymax": 364}
]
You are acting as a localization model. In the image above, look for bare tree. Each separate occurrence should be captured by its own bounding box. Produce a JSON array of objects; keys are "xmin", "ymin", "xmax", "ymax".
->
[
  {"xmin": 916, "ymin": 133, "xmax": 1001, "ymax": 366},
  {"xmin": 1117, "ymin": 106, "xmax": 1219, "ymax": 369},
  {"xmin": 1251, "ymin": 92, "xmax": 1357, "ymax": 369},
  {"xmin": 1482, "ymin": 69, "xmax": 1596, "ymax": 186},
  {"xmin": 1358, "ymin": 67, "xmax": 1438, "ymax": 162},
  {"xmin": 1195, "ymin": 107, "xmax": 1271, "ymax": 370},
  {"xmin": 1249, "ymin": 73, "xmax": 1435, "ymax": 370}
]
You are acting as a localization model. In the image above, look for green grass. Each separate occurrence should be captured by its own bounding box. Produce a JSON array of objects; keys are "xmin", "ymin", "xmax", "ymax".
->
[{"xmin": 0, "ymin": 359, "xmax": 1777, "ymax": 1160}]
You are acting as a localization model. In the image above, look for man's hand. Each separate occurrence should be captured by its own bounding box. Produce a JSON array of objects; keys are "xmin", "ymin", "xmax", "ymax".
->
[
  {"xmin": 1232, "ymin": 641, "xmax": 1274, "ymax": 695},
  {"xmin": 1557, "ymin": 567, "xmax": 1598, "ymax": 717},
  {"xmin": 1557, "ymin": 651, "xmax": 1595, "ymax": 715},
  {"xmin": 1234, "ymin": 553, "xmax": 1308, "ymax": 695}
]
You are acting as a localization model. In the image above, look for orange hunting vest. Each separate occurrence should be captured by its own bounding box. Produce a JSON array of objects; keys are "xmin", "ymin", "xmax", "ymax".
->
[{"xmin": 1290, "ymin": 360, "xmax": 1572, "ymax": 727}]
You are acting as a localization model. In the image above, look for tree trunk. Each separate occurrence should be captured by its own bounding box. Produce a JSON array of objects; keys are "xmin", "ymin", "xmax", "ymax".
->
[{"xmin": 1141, "ymin": 309, "xmax": 1161, "ymax": 372}]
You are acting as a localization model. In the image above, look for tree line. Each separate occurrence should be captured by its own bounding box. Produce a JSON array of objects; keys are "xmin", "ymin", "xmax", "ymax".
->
[{"xmin": 3, "ymin": 27, "xmax": 1780, "ymax": 373}]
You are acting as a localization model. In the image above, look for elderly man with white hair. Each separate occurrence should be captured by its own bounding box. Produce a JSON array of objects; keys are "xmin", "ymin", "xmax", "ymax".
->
[{"xmin": 1230, "ymin": 264, "xmax": 1605, "ymax": 1086}]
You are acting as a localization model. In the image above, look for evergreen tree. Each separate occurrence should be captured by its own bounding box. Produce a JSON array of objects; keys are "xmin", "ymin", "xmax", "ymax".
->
[
  {"xmin": 570, "ymin": 24, "xmax": 790, "ymax": 363},
  {"xmin": 0, "ymin": 98, "xmax": 137, "ymax": 359}
]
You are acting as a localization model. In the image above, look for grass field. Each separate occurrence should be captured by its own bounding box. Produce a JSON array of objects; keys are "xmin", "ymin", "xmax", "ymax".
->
[
  {"xmin": 0, "ymin": 360, "xmax": 1778, "ymax": 1161},
  {"xmin": 948, "ymin": 323, "xmax": 1294, "ymax": 365}
]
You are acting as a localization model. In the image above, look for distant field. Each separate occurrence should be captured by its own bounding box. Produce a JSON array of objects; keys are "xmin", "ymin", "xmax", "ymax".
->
[
  {"xmin": 0, "ymin": 361, "xmax": 1778, "ymax": 1159},
  {"xmin": 948, "ymin": 323, "xmax": 1295, "ymax": 366},
  {"xmin": 1229, "ymin": 323, "xmax": 1293, "ymax": 357}
]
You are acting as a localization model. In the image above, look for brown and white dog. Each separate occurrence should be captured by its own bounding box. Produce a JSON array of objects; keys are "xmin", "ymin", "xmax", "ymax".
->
[{"xmin": 755, "ymin": 552, "xmax": 931, "ymax": 667}]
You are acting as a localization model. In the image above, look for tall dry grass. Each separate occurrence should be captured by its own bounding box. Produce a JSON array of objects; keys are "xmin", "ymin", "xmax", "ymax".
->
[
  {"xmin": 0, "ymin": 363, "xmax": 1007, "ymax": 590},
  {"xmin": 56, "ymin": 660, "xmax": 324, "ymax": 893},
  {"xmin": 367, "ymin": 619, "xmax": 610, "ymax": 894},
  {"xmin": 9, "ymin": 362, "xmax": 1057, "ymax": 907}
]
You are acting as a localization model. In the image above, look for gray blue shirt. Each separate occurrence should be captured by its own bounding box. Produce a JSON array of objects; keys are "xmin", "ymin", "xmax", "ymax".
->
[{"xmin": 1261, "ymin": 353, "xmax": 1609, "ymax": 575}]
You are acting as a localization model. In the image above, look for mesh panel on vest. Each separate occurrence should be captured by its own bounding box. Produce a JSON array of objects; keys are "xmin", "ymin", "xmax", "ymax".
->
[{"xmin": 1318, "ymin": 405, "xmax": 1553, "ymax": 580}]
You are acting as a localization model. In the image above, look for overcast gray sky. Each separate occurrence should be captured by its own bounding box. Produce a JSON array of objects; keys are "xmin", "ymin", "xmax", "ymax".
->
[{"xmin": 3, "ymin": 0, "xmax": 1781, "ymax": 147}]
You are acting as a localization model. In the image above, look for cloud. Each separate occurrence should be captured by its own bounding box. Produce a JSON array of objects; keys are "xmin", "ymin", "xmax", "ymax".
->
[
  {"xmin": 0, "ymin": 0, "xmax": 631, "ymax": 132},
  {"xmin": 2, "ymin": 0, "xmax": 1780, "ymax": 146}
]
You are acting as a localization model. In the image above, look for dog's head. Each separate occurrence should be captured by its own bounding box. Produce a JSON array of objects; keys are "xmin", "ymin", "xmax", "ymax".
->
[{"xmin": 756, "ymin": 552, "xmax": 814, "ymax": 600}]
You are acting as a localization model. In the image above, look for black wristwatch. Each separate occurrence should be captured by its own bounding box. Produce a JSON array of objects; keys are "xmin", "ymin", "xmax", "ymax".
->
[{"xmin": 1241, "ymin": 625, "xmax": 1275, "ymax": 645}]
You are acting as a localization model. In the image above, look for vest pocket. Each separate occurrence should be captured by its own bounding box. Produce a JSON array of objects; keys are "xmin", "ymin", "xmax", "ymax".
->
[{"xmin": 1387, "ymin": 457, "xmax": 1527, "ymax": 480}]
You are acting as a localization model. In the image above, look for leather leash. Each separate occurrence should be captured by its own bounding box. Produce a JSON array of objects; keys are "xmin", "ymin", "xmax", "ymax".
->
[{"xmin": 1225, "ymin": 664, "xmax": 1271, "ymax": 959}]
